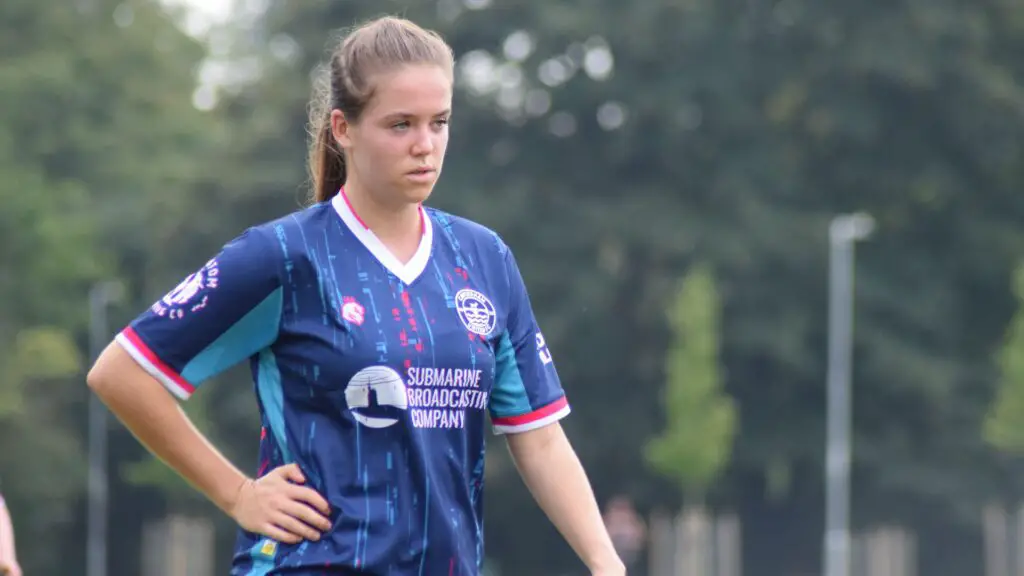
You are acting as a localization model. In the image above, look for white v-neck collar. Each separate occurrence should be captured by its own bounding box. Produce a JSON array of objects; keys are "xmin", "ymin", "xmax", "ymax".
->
[{"xmin": 331, "ymin": 189, "xmax": 433, "ymax": 285}]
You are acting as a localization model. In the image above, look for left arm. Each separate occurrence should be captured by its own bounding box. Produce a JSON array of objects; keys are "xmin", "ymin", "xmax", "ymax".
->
[
  {"xmin": 507, "ymin": 423, "xmax": 624, "ymax": 576},
  {"xmin": 492, "ymin": 246, "xmax": 624, "ymax": 575}
]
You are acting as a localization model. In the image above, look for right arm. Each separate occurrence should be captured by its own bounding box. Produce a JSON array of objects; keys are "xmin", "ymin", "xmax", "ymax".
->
[
  {"xmin": 87, "ymin": 344, "xmax": 247, "ymax": 516},
  {"xmin": 87, "ymin": 346, "xmax": 329, "ymax": 543},
  {"xmin": 88, "ymin": 229, "xmax": 330, "ymax": 543}
]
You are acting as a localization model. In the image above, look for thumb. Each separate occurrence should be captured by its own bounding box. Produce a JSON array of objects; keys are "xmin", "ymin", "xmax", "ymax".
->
[{"xmin": 279, "ymin": 463, "xmax": 306, "ymax": 484}]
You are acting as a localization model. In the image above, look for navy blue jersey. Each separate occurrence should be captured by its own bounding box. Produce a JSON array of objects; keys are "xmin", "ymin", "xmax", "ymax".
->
[{"xmin": 116, "ymin": 192, "xmax": 570, "ymax": 575}]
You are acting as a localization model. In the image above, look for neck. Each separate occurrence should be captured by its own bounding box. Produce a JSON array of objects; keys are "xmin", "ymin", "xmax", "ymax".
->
[{"xmin": 342, "ymin": 184, "xmax": 423, "ymax": 259}]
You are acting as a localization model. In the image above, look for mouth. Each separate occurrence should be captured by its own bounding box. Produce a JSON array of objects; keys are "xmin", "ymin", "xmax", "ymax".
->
[{"xmin": 407, "ymin": 167, "xmax": 435, "ymax": 176}]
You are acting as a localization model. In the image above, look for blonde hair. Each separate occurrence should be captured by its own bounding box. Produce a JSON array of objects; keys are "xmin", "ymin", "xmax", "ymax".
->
[{"xmin": 308, "ymin": 16, "xmax": 455, "ymax": 204}]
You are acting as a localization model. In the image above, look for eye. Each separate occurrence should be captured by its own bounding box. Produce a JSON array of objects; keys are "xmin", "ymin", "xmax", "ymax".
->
[
  {"xmin": 432, "ymin": 118, "xmax": 450, "ymax": 129},
  {"xmin": 391, "ymin": 121, "xmax": 410, "ymax": 131}
]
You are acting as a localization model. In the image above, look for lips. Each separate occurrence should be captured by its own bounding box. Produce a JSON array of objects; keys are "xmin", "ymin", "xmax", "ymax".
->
[{"xmin": 408, "ymin": 167, "xmax": 435, "ymax": 175}]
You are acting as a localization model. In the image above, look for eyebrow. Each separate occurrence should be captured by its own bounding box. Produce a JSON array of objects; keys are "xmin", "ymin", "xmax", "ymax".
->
[{"xmin": 383, "ymin": 109, "xmax": 452, "ymax": 121}]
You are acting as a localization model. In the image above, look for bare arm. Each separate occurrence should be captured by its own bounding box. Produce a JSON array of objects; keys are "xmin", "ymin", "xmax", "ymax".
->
[
  {"xmin": 0, "ymin": 497, "xmax": 19, "ymax": 574},
  {"xmin": 506, "ymin": 423, "xmax": 624, "ymax": 575},
  {"xmin": 87, "ymin": 342, "xmax": 331, "ymax": 543},
  {"xmin": 87, "ymin": 342, "xmax": 248, "ymax": 514}
]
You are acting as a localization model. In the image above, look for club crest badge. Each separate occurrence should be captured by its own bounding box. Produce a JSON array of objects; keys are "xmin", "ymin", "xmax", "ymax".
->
[{"xmin": 455, "ymin": 288, "xmax": 496, "ymax": 336}]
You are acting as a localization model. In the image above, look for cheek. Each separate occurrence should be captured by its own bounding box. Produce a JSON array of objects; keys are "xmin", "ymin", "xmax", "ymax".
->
[
  {"xmin": 434, "ymin": 131, "xmax": 450, "ymax": 155},
  {"xmin": 357, "ymin": 138, "xmax": 400, "ymax": 170}
]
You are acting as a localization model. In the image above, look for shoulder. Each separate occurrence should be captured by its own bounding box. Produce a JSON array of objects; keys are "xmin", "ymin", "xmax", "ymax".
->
[
  {"xmin": 426, "ymin": 207, "xmax": 511, "ymax": 261},
  {"xmin": 250, "ymin": 202, "xmax": 333, "ymax": 241},
  {"xmin": 244, "ymin": 203, "xmax": 336, "ymax": 258},
  {"xmin": 195, "ymin": 204, "xmax": 333, "ymax": 290}
]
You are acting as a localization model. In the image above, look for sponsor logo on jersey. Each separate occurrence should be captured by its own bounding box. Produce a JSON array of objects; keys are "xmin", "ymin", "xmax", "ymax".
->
[
  {"xmin": 151, "ymin": 258, "xmax": 220, "ymax": 320},
  {"xmin": 536, "ymin": 332, "xmax": 554, "ymax": 365},
  {"xmin": 343, "ymin": 366, "xmax": 487, "ymax": 430},
  {"xmin": 454, "ymin": 288, "xmax": 496, "ymax": 336},
  {"xmin": 344, "ymin": 366, "xmax": 408, "ymax": 428},
  {"xmin": 258, "ymin": 539, "xmax": 277, "ymax": 557},
  {"xmin": 341, "ymin": 298, "xmax": 366, "ymax": 326}
]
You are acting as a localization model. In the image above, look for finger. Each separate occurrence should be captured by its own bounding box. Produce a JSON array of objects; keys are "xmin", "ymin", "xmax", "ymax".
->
[
  {"xmin": 281, "ymin": 499, "xmax": 333, "ymax": 532},
  {"xmin": 278, "ymin": 463, "xmax": 306, "ymax": 484},
  {"xmin": 273, "ymin": 513, "xmax": 322, "ymax": 542},
  {"xmin": 261, "ymin": 524, "xmax": 302, "ymax": 545},
  {"xmin": 287, "ymin": 484, "xmax": 332, "ymax": 516}
]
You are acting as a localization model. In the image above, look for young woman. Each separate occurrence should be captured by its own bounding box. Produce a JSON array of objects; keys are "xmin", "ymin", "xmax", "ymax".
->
[
  {"xmin": 0, "ymin": 494, "xmax": 22, "ymax": 576},
  {"xmin": 88, "ymin": 16, "xmax": 624, "ymax": 575}
]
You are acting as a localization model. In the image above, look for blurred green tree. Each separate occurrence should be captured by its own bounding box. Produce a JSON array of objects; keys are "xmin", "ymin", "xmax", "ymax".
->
[
  {"xmin": 0, "ymin": 0, "xmax": 220, "ymax": 572},
  {"xmin": 646, "ymin": 264, "xmax": 737, "ymax": 502},
  {"xmin": 984, "ymin": 263, "xmax": 1024, "ymax": 454}
]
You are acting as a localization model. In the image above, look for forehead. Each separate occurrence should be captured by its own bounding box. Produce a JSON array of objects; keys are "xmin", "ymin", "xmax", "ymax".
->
[{"xmin": 365, "ymin": 64, "xmax": 452, "ymax": 117}]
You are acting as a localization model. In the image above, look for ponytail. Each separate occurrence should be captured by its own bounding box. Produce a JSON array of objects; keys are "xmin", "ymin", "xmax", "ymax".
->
[{"xmin": 310, "ymin": 113, "xmax": 346, "ymax": 204}]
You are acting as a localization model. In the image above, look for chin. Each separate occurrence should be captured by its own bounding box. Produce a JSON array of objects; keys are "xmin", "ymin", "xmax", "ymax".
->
[{"xmin": 401, "ymin": 182, "xmax": 436, "ymax": 205}]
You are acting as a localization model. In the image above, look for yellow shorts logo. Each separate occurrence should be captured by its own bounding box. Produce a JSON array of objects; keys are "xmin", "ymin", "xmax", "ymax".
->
[{"xmin": 259, "ymin": 540, "xmax": 277, "ymax": 557}]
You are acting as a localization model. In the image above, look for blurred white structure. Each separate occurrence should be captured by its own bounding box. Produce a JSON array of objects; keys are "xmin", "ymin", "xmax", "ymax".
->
[{"xmin": 141, "ymin": 515, "xmax": 215, "ymax": 576}]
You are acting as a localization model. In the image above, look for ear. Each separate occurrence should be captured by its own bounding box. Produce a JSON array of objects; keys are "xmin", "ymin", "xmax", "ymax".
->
[{"xmin": 330, "ymin": 109, "xmax": 352, "ymax": 149}]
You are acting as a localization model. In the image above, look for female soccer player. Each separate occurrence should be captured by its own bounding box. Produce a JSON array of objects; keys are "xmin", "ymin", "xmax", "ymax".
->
[
  {"xmin": 88, "ymin": 15, "xmax": 624, "ymax": 576},
  {"xmin": 0, "ymin": 494, "xmax": 21, "ymax": 576}
]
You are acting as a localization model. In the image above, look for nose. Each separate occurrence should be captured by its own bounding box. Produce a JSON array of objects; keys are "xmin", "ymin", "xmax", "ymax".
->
[{"xmin": 410, "ymin": 127, "xmax": 435, "ymax": 156}]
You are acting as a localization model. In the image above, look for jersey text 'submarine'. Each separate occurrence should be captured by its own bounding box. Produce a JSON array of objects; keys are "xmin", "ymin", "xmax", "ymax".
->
[{"xmin": 116, "ymin": 192, "xmax": 570, "ymax": 575}]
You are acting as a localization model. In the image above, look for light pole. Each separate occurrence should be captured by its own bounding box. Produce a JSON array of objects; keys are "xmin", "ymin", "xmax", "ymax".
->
[
  {"xmin": 87, "ymin": 281, "xmax": 123, "ymax": 576},
  {"xmin": 824, "ymin": 213, "xmax": 874, "ymax": 576}
]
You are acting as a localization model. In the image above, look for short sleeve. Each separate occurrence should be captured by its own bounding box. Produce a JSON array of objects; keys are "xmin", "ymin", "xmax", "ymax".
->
[
  {"xmin": 115, "ymin": 228, "xmax": 283, "ymax": 400},
  {"xmin": 489, "ymin": 249, "xmax": 570, "ymax": 434}
]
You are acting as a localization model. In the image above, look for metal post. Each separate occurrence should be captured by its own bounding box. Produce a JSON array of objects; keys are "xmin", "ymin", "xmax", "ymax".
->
[
  {"xmin": 87, "ymin": 281, "xmax": 123, "ymax": 576},
  {"xmin": 824, "ymin": 214, "xmax": 874, "ymax": 576}
]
